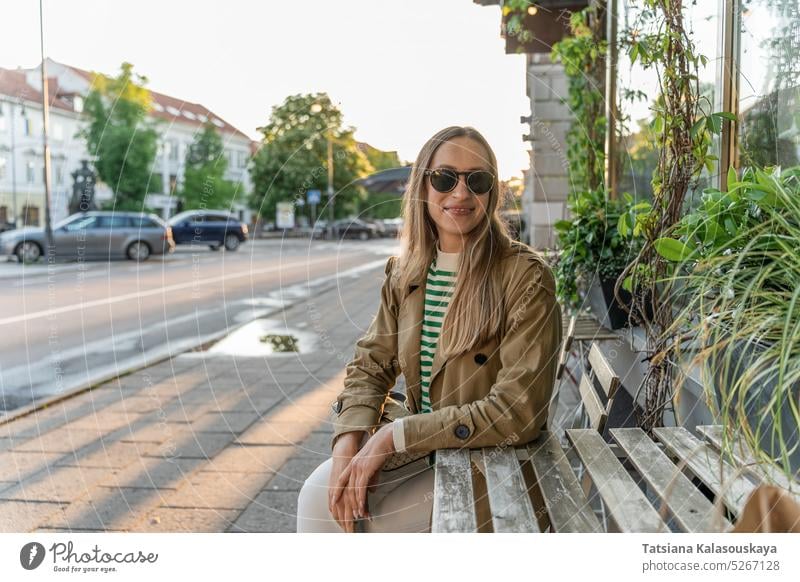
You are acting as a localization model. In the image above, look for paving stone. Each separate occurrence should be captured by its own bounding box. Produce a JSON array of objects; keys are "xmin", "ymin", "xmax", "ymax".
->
[
  {"xmin": 0, "ymin": 500, "xmax": 66, "ymax": 532},
  {"xmin": 98, "ymin": 456, "xmax": 204, "ymax": 490},
  {"xmin": 64, "ymin": 411, "xmax": 142, "ymax": 432},
  {"xmin": 229, "ymin": 491, "xmax": 298, "ymax": 533},
  {"xmin": 214, "ymin": 395, "xmax": 284, "ymax": 415},
  {"xmin": 10, "ymin": 427, "xmax": 107, "ymax": 454},
  {"xmin": 235, "ymin": 421, "xmax": 316, "ymax": 446},
  {"xmin": 262, "ymin": 456, "xmax": 323, "ymax": 491},
  {"xmin": 55, "ymin": 441, "xmax": 160, "ymax": 469},
  {"xmin": 291, "ymin": 432, "xmax": 333, "ymax": 459},
  {"xmin": 160, "ymin": 471, "xmax": 275, "ymax": 510},
  {"xmin": 202, "ymin": 444, "xmax": 295, "ymax": 474},
  {"xmin": 0, "ymin": 466, "xmax": 115, "ymax": 503},
  {"xmin": 0, "ymin": 450, "xmax": 60, "ymax": 481},
  {"xmin": 136, "ymin": 507, "xmax": 240, "ymax": 532},
  {"xmin": 140, "ymin": 431, "xmax": 237, "ymax": 460},
  {"xmin": 42, "ymin": 486, "xmax": 169, "ymax": 530},
  {"xmin": 190, "ymin": 411, "xmax": 261, "ymax": 433},
  {"xmin": 101, "ymin": 396, "xmax": 174, "ymax": 415}
]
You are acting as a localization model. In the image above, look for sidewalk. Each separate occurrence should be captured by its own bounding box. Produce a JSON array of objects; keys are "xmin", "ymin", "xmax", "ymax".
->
[{"xmin": 0, "ymin": 260, "xmax": 390, "ymax": 532}]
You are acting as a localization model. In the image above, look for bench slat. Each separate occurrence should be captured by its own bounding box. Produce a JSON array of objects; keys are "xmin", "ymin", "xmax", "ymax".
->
[
  {"xmin": 529, "ymin": 433, "xmax": 602, "ymax": 532},
  {"xmin": 588, "ymin": 343, "xmax": 620, "ymax": 398},
  {"xmin": 481, "ymin": 448, "xmax": 539, "ymax": 532},
  {"xmin": 611, "ymin": 428, "xmax": 731, "ymax": 532},
  {"xmin": 578, "ymin": 374, "xmax": 606, "ymax": 431},
  {"xmin": 697, "ymin": 425, "xmax": 800, "ymax": 497},
  {"xmin": 653, "ymin": 427, "xmax": 758, "ymax": 517},
  {"xmin": 432, "ymin": 449, "xmax": 477, "ymax": 533},
  {"xmin": 567, "ymin": 429, "xmax": 667, "ymax": 532}
]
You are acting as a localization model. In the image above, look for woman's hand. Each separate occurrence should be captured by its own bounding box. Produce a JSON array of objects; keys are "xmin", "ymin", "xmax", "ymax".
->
[
  {"xmin": 332, "ymin": 424, "xmax": 395, "ymax": 526},
  {"xmin": 328, "ymin": 431, "xmax": 364, "ymax": 533}
]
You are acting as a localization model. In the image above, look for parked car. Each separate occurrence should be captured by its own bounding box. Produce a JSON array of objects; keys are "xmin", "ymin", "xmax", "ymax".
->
[
  {"xmin": 378, "ymin": 217, "xmax": 403, "ymax": 238},
  {"xmin": 0, "ymin": 221, "xmax": 16, "ymax": 234},
  {"xmin": 168, "ymin": 210, "xmax": 249, "ymax": 251},
  {"xmin": 333, "ymin": 218, "xmax": 379, "ymax": 240},
  {"xmin": 363, "ymin": 219, "xmax": 387, "ymax": 238},
  {"xmin": 0, "ymin": 211, "xmax": 175, "ymax": 263}
]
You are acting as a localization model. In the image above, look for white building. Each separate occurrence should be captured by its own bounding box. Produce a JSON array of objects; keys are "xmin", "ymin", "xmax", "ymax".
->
[{"xmin": 0, "ymin": 59, "xmax": 256, "ymax": 227}]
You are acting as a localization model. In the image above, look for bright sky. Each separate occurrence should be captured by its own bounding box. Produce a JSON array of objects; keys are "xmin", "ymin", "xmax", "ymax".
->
[{"xmin": 1, "ymin": 0, "xmax": 530, "ymax": 180}]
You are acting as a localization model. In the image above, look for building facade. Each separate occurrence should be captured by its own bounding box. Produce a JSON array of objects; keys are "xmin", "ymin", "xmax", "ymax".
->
[{"xmin": 0, "ymin": 58, "xmax": 256, "ymax": 228}]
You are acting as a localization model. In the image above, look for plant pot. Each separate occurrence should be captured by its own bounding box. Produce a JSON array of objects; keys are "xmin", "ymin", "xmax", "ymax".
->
[
  {"xmin": 587, "ymin": 276, "xmax": 638, "ymax": 330},
  {"xmin": 709, "ymin": 333, "xmax": 800, "ymax": 476}
]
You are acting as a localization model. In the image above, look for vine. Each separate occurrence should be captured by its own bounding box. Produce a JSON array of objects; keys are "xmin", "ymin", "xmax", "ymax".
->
[{"xmin": 614, "ymin": 0, "xmax": 728, "ymax": 431}]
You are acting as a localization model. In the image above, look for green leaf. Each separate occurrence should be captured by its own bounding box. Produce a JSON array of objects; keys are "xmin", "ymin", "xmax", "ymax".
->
[
  {"xmin": 727, "ymin": 165, "xmax": 738, "ymax": 187},
  {"xmin": 691, "ymin": 118, "xmax": 706, "ymax": 139},
  {"xmin": 654, "ymin": 238, "xmax": 694, "ymax": 262},
  {"xmin": 715, "ymin": 111, "xmax": 737, "ymax": 122},
  {"xmin": 617, "ymin": 212, "xmax": 630, "ymax": 237}
]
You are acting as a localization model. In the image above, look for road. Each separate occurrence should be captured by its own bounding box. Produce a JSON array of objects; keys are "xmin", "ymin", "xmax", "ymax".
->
[{"xmin": 0, "ymin": 238, "xmax": 397, "ymax": 411}]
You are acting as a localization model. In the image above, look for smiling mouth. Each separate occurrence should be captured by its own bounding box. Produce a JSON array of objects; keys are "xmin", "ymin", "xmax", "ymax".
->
[{"xmin": 444, "ymin": 207, "xmax": 475, "ymax": 216}]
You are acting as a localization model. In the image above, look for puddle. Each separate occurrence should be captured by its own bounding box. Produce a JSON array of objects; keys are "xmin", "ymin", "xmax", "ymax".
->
[{"xmin": 204, "ymin": 318, "xmax": 318, "ymax": 356}]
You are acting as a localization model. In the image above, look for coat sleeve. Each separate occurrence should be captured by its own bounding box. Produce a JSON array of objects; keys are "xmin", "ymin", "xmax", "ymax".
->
[
  {"xmin": 329, "ymin": 256, "xmax": 402, "ymax": 450},
  {"xmin": 399, "ymin": 259, "xmax": 562, "ymax": 454}
]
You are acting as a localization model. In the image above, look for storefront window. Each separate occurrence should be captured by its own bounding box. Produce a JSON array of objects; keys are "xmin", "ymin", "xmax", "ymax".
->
[{"xmin": 737, "ymin": 1, "xmax": 800, "ymax": 169}]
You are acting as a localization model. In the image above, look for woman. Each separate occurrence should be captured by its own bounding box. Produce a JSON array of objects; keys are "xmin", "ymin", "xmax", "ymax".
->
[{"xmin": 297, "ymin": 126, "xmax": 562, "ymax": 533}]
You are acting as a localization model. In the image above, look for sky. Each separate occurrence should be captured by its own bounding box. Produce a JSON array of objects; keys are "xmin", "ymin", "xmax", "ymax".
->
[{"xmin": 1, "ymin": 0, "xmax": 530, "ymax": 180}]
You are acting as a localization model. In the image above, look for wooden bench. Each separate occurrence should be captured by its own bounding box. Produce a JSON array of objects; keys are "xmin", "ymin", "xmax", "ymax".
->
[{"xmin": 429, "ymin": 424, "xmax": 800, "ymax": 532}]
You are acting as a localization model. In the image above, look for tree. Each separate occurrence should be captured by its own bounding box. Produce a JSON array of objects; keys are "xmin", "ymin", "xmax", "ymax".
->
[
  {"xmin": 181, "ymin": 121, "xmax": 238, "ymax": 210},
  {"xmin": 249, "ymin": 93, "xmax": 372, "ymax": 222},
  {"xmin": 80, "ymin": 62, "xmax": 159, "ymax": 211}
]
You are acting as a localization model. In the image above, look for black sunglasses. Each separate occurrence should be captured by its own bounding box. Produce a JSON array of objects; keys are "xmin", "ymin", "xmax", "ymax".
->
[{"xmin": 424, "ymin": 168, "xmax": 494, "ymax": 195}]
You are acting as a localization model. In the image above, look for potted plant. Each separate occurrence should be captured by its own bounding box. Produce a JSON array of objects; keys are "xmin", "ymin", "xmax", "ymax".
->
[
  {"xmin": 658, "ymin": 166, "xmax": 800, "ymax": 479},
  {"xmin": 554, "ymin": 188, "xmax": 645, "ymax": 329}
]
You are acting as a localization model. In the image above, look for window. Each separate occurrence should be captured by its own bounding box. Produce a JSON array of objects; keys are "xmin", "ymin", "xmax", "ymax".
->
[
  {"xmin": 130, "ymin": 216, "xmax": 159, "ymax": 229},
  {"xmin": 22, "ymin": 205, "xmax": 39, "ymax": 226},
  {"xmin": 0, "ymin": 156, "xmax": 6, "ymax": 181},
  {"xmin": 237, "ymin": 151, "xmax": 246, "ymax": 168},
  {"xmin": 52, "ymin": 122, "xmax": 64, "ymax": 141},
  {"xmin": 26, "ymin": 161, "xmax": 35, "ymax": 184},
  {"xmin": 97, "ymin": 215, "xmax": 131, "ymax": 228},
  {"xmin": 23, "ymin": 116, "xmax": 32, "ymax": 137},
  {"xmin": 168, "ymin": 140, "xmax": 179, "ymax": 161},
  {"xmin": 0, "ymin": 103, "xmax": 5, "ymax": 132},
  {"xmin": 0, "ymin": 206, "xmax": 7, "ymax": 223},
  {"xmin": 56, "ymin": 164, "xmax": 64, "ymax": 185},
  {"xmin": 65, "ymin": 215, "xmax": 97, "ymax": 231},
  {"xmin": 73, "ymin": 96, "xmax": 83, "ymax": 113},
  {"xmin": 737, "ymin": 1, "xmax": 800, "ymax": 169}
]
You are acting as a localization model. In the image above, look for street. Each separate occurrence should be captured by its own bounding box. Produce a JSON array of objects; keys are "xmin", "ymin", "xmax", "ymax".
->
[{"xmin": 0, "ymin": 238, "xmax": 397, "ymax": 412}]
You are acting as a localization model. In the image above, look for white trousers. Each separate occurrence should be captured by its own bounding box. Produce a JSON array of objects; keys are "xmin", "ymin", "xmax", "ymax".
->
[{"xmin": 297, "ymin": 438, "xmax": 435, "ymax": 533}]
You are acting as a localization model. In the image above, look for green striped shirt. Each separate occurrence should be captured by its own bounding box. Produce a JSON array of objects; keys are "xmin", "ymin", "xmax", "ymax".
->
[{"xmin": 420, "ymin": 249, "xmax": 460, "ymax": 412}]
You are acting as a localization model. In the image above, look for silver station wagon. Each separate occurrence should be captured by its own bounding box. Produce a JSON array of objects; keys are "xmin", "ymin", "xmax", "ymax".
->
[{"xmin": 0, "ymin": 211, "xmax": 176, "ymax": 263}]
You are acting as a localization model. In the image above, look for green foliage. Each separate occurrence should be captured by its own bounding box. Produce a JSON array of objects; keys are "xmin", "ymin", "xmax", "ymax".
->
[
  {"xmin": 554, "ymin": 189, "xmax": 643, "ymax": 311},
  {"xmin": 249, "ymin": 93, "xmax": 372, "ymax": 221},
  {"xmin": 181, "ymin": 121, "xmax": 238, "ymax": 210},
  {"xmin": 80, "ymin": 62, "xmax": 159, "ymax": 211},
  {"xmin": 661, "ymin": 166, "xmax": 800, "ymax": 478},
  {"xmin": 551, "ymin": 4, "xmax": 607, "ymax": 193}
]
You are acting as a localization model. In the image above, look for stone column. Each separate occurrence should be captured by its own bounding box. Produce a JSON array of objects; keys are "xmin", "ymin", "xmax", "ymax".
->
[{"xmin": 523, "ymin": 53, "xmax": 571, "ymax": 249}]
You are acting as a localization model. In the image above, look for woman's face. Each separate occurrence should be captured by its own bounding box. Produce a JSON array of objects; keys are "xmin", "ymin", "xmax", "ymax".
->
[{"xmin": 425, "ymin": 136, "xmax": 492, "ymax": 252}]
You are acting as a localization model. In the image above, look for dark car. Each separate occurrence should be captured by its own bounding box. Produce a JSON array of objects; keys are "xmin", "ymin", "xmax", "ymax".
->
[
  {"xmin": 333, "ymin": 218, "xmax": 379, "ymax": 240},
  {"xmin": 168, "ymin": 210, "xmax": 249, "ymax": 251}
]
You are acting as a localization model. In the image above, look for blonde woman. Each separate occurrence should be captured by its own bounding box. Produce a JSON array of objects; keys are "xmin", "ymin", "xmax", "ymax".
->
[{"xmin": 297, "ymin": 126, "xmax": 563, "ymax": 533}]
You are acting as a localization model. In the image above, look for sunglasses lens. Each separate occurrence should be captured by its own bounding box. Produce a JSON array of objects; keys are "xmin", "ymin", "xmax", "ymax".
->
[
  {"xmin": 429, "ymin": 169, "xmax": 458, "ymax": 193},
  {"xmin": 467, "ymin": 171, "xmax": 493, "ymax": 194}
]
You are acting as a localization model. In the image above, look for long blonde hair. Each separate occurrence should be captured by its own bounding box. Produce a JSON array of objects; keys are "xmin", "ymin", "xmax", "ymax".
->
[{"xmin": 396, "ymin": 126, "xmax": 516, "ymax": 359}]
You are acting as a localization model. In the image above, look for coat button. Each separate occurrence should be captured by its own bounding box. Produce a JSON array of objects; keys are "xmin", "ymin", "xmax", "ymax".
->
[
  {"xmin": 331, "ymin": 400, "xmax": 342, "ymax": 413},
  {"xmin": 474, "ymin": 353, "xmax": 487, "ymax": 365},
  {"xmin": 454, "ymin": 424, "xmax": 470, "ymax": 439}
]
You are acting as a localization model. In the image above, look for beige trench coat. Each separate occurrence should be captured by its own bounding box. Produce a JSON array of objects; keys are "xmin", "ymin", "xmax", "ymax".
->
[{"xmin": 329, "ymin": 243, "xmax": 563, "ymax": 530}]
